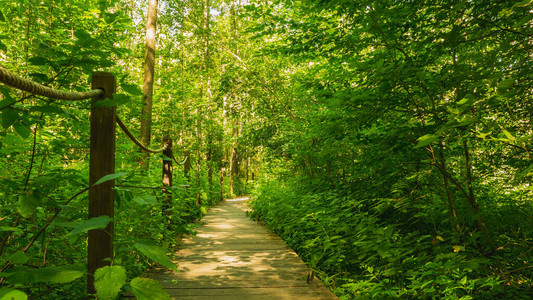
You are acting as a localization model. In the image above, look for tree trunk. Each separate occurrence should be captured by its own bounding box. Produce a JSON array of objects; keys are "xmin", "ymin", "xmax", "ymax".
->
[
  {"xmin": 139, "ymin": 0, "xmax": 159, "ymax": 169},
  {"xmin": 162, "ymin": 136, "xmax": 172, "ymax": 223},
  {"xmin": 183, "ymin": 150, "xmax": 191, "ymax": 182}
]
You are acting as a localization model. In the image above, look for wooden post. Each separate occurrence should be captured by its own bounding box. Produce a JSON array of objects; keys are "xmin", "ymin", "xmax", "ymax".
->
[
  {"xmin": 162, "ymin": 136, "xmax": 173, "ymax": 220},
  {"xmin": 88, "ymin": 72, "xmax": 116, "ymax": 296}
]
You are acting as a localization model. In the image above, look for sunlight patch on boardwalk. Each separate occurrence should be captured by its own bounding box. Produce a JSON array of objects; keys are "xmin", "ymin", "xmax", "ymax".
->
[{"xmin": 144, "ymin": 199, "xmax": 338, "ymax": 299}]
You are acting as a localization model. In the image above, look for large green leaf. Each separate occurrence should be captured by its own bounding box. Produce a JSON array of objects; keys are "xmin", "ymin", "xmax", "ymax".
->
[
  {"xmin": 17, "ymin": 192, "xmax": 39, "ymax": 218},
  {"xmin": 1, "ymin": 108, "xmax": 18, "ymax": 129},
  {"xmin": 129, "ymin": 277, "xmax": 170, "ymax": 300},
  {"xmin": 27, "ymin": 57, "xmax": 49, "ymax": 66},
  {"xmin": 0, "ymin": 226, "xmax": 23, "ymax": 234},
  {"xmin": 0, "ymin": 287, "xmax": 27, "ymax": 300},
  {"xmin": 0, "ymin": 264, "xmax": 84, "ymax": 284},
  {"xmin": 13, "ymin": 123, "xmax": 31, "ymax": 139},
  {"xmin": 414, "ymin": 134, "xmax": 438, "ymax": 149},
  {"xmin": 121, "ymin": 83, "xmax": 142, "ymax": 96},
  {"xmin": 134, "ymin": 240, "xmax": 178, "ymax": 272},
  {"xmin": 93, "ymin": 172, "xmax": 128, "ymax": 186},
  {"xmin": 94, "ymin": 265, "xmax": 127, "ymax": 300},
  {"xmin": 34, "ymin": 264, "xmax": 85, "ymax": 283},
  {"xmin": 29, "ymin": 105, "xmax": 65, "ymax": 115},
  {"xmin": 68, "ymin": 215, "xmax": 113, "ymax": 236},
  {"xmin": 8, "ymin": 251, "xmax": 28, "ymax": 264}
]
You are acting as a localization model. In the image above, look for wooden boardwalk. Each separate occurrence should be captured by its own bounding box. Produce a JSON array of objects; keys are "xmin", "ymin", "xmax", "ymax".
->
[{"xmin": 145, "ymin": 198, "xmax": 338, "ymax": 299}]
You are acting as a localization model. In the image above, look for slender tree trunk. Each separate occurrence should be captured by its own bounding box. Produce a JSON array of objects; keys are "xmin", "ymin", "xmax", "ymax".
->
[
  {"xmin": 207, "ymin": 135, "xmax": 213, "ymax": 199},
  {"xmin": 183, "ymin": 150, "xmax": 191, "ymax": 182},
  {"xmin": 162, "ymin": 136, "xmax": 172, "ymax": 223},
  {"xmin": 463, "ymin": 140, "xmax": 489, "ymax": 236},
  {"xmin": 438, "ymin": 142, "xmax": 460, "ymax": 234},
  {"xmin": 139, "ymin": 0, "xmax": 159, "ymax": 169},
  {"xmin": 230, "ymin": 118, "xmax": 239, "ymax": 196}
]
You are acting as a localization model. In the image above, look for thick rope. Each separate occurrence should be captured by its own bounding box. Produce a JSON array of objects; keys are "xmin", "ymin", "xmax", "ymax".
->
[
  {"xmin": 0, "ymin": 66, "xmax": 103, "ymax": 100},
  {"xmin": 115, "ymin": 114, "xmax": 168, "ymax": 154},
  {"xmin": 171, "ymin": 153, "xmax": 188, "ymax": 165}
]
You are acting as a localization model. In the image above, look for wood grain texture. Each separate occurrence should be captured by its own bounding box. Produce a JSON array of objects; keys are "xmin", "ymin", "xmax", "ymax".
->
[
  {"xmin": 142, "ymin": 199, "xmax": 338, "ymax": 299},
  {"xmin": 88, "ymin": 72, "xmax": 116, "ymax": 296}
]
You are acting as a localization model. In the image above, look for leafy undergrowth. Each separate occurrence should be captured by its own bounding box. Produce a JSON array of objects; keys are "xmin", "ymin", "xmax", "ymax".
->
[
  {"xmin": 250, "ymin": 180, "xmax": 533, "ymax": 299},
  {"xmin": 0, "ymin": 167, "xmax": 218, "ymax": 299}
]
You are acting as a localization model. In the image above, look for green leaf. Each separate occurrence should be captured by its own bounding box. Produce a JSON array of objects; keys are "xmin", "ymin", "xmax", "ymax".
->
[
  {"xmin": 132, "ymin": 195, "xmax": 157, "ymax": 205},
  {"xmin": 129, "ymin": 277, "xmax": 171, "ymax": 300},
  {"xmin": 134, "ymin": 240, "xmax": 178, "ymax": 272},
  {"xmin": 8, "ymin": 251, "xmax": 28, "ymax": 264},
  {"xmin": 93, "ymin": 172, "xmax": 128, "ymax": 186},
  {"xmin": 0, "ymin": 270, "xmax": 36, "ymax": 284},
  {"xmin": 414, "ymin": 134, "xmax": 438, "ymax": 149},
  {"xmin": 457, "ymin": 97, "xmax": 472, "ymax": 106},
  {"xmin": 501, "ymin": 128, "xmax": 516, "ymax": 141},
  {"xmin": 28, "ymin": 57, "xmax": 49, "ymax": 66},
  {"xmin": 456, "ymin": 117, "xmax": 478, "ymax": 127},
  {"xmin": 447, "ymin": 108, "xmax": 460, "ymax": 115},
  {"xmin": 68, "ymin": 215, "xmax": 113, "ymax": 236},
  {"xmin": 17, "ymin": 192, "xmax": 39, "ymax": 218},
  {"xmin": 74, "ymin": 29, "xmax": 92, "ymax": 42},
  {"xmin": 477, "ymin": 131, "xmax": 492, "ymax": 140},
  {"xmin": 0, "ymin": 287, "xmax": 27, "ymax": 300},
  {"xmin": 94, "ymin": 265, "xmax": 127, "ymax": 300},
  {"xmin": 1, "ymin": 109, "xmax": 18, "ymax": 129},
  {"xmin": 0, "ymin": 226, "xmax": 23, "ymax": 234},
  {"xmin": 121, "ymin": 83, "xmax": 142, "ymax": 96},
  {"xmin": 29, "ymin": 105, "xmax": 65, "ymax": 114},
  {"xmin": 0, "ymin": 41, "xmax": 7, "ymax": 52},
  {"xmin": 35, "ymin": 264, "xmax": 85, "ymax": 284},
  {"xmin": 0, "ymin": 10, "xmax": 5, "ymax": 22},
  {"xmin": 515, "ymin": 0, "xmax": 533, "ymax": 7},
  {"xmin": 13, "ymin": 123, "xmax": 31, "ymax": 139},
  {"xmin": 159, "ymin": 154, "xmax": 172, "ymax": 161},
  {"xmin": 498, "ymin": 78, "xmax": 514, "ymax": 90},
  {"xmin": 0, "ymin": 264, "xmax": 84, "ymax": 284}
]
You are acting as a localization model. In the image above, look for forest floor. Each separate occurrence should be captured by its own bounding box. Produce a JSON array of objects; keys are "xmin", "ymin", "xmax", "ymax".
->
[{"xmin": 142, "ymin": 198, "xmax": 337, "ymax": 299}]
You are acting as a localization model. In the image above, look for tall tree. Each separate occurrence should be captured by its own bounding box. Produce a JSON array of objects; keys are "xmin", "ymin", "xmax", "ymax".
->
[{"xmin": 139, "ymin": 0, "xmax": 159, "ymax": 168}]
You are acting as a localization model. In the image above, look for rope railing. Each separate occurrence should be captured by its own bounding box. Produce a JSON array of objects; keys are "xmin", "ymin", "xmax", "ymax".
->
[
  {"xmin": 171, "ymin": 153, "xmax": 188, "ymax": 165},
  {"xmin": 0, "ymin": 66, "xmax": 104, "ymax": 100},
  {"xmin": 115, "ymin": 114, "xmax": 168, "ymax": 154},
  {"xmin": 0, "ymin": 66, "xmax": 191, "ymax": 295}
]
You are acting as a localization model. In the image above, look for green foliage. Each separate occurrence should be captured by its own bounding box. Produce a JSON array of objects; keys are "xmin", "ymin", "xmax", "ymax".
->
[
  {"xmin": 93, "ymin": 173, "xmax": 128, "ymax": 186},
  {"xmin": 128, "ymin": 277, "xmax": 170, "ymax": 300},
  {"xmin": 134, "ymin": 240, "xmax": 178, "ymax": 272},
  {"xmin": 0, "ymin": 288, "xmax": 27, "ymax": 300},
  {"xmin": 94, "ymin": 265, "xmax": 126, "ymax": 300},
  {"xmin": 67, "ymin": 216, "xmax": 113, "ymax": 236},
  {"xmin": 1, "ymin": 264, "xmax": 85, "ymax": 285},
  {"xmin": 250, "ymin": 181, "xmax": 514, "ymax": 299}
]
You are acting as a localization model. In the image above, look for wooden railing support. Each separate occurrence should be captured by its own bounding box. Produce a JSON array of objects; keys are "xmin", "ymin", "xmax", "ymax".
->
[
  {"xmin": 162, "ymin": 136, "xmax": 173, "ymax": 221},
  {"xmin": 88, "ymin": 72, "xmax": 116, "ymax": 296}
]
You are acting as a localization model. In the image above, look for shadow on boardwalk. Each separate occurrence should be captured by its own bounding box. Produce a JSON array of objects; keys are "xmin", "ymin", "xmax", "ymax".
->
[{"xmin": 144, "ymin": 198, "xmax": 338, "ymax": 299}]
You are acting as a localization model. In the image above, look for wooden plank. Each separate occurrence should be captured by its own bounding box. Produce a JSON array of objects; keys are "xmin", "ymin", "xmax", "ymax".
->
[
  {"xmin": 143, "ymin": 200, "xmax": 337, "ymax": 299},
  {"xmin": 165, "ymin": 287, "xmax": 337, "ymax": 299},
  {"xmin": 145, "ymin": 277, "xmax": 320, "ymax": 288}
]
